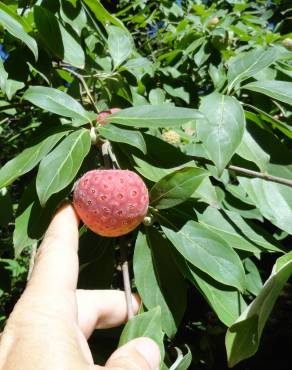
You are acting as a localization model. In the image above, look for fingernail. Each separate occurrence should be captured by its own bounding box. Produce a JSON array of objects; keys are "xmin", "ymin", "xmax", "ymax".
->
[{"xmin": 134, "ymin": 338, "xmax": 161, "ymax": 370}]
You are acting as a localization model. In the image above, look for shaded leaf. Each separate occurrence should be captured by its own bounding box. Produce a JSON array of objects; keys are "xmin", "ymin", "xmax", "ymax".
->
[
  {"xmin": 150, "ymin": 167, "xmax": 208, "ymax": 209},
  {"xmin": 226, "ymin": 252, "xmax": 292, "ymax": 367},
  {"xmin": 98, "ymin": 124, "xmax": 146, "ymax": 154},
  {"xmin": 134, "ymin": 230, "xmax": 187, "ymax": 338},
  {"xmin": 183, "ymin": 260, "xmax": 247, "ymax": 327},
  {"xmin": 119, "ymin": 307, "xmax": 165, "ymax": 361},
  {"xmin": 0, "ymin": 3, "xmax": 38, "ymax": 59},
  {"xmin": 236, "ymin": 129, "xmax": 270, "ymax": 172},
  {"xmin": 83, "ymin": 0, "xmax": 126, "ymax": 30},
  {"xmin": 34, "ymin": 6, "xmax": 85, "ymax": 68},
  {"xmin": 244, "ymin": 258, "xmax": 263, "ymax": 296}
]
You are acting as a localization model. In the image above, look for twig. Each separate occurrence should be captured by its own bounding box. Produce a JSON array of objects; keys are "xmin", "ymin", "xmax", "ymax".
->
[
  {"xmin": 62, "ymin": 67, "xmax": 99, "ymax": 114},
  {"xmin": 190, "ymin": 156, "xmax": 292, "ymax": 188},
  {"xmin": 27, "ymin": 242, "xmax": 37, "ymax": 281},
  {"xmin": 120, "ymin": 237, "xmax": 134, "ymax": 320},
  {"xmin": 228, "ymin": 164, "xmax": 292, "ymax": 187}
]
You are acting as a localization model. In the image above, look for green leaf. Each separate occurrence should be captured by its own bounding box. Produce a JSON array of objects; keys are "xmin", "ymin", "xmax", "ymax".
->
[
  {"xmin": 162, "ymin": 222, "xmax": 246, "ymax": 291},
  {"xmin": 198, "ymin": 207, "xmax": 263, "ymax": 255},
  {"xmin": 185, "ymin": 262, "xmax": 247, "ymax": 327},
  {"xmin": 239, "ymin": 177, "xmax": 292, "ymax": 235},
  {"xmin": 149, "ymin": 88, "xmax": 166, "ymax": 105},
  {"xmin": 4, "ymin": 80, "xmax": 25, "ymax": 100},
  {"xmin": 106, "ymin": 105, "xmax": 203, "ymax": 128},
  {"xmin": 36, "ymin": 129, "xmax": 91, "ymax": 206},
  {"xmin": 226, "ymin": 251, "xmax": 292, "ymax": 367},
  {"xmin": 0, "ymin": 60, "xmax": 8, "ymax": 92},
  {"xmin": 244, "ymin": 258, "xmax": 263, "ymax": 296},
  {"xmin": 34, "ymin": 6, "xmax": 85, "ymax": 68},
  {"xmin": 23, "ymin": 86, "xmax": 95, "ymax": 124},
  {"xmin": 13, "ymin": 180, "xmax": 71, "ymax": 257},
  {"xmin": 0, "ymin": 131, "xmax": 68, "ymax": 189},
  {"xmin": 193, "ymin": 176, "xmax": 220, "ymax": 207},
  {"xmin": 0, "ymin": 4, "xmax": 38, "ymax": 59},
  {"xmin": 245, "ymin": 104, "xmax": 292, "ymax": 139},
  {"xmin": 83, "ymin": 0, "xmax": 126, "ymax": 30},
  {"xmin": 220, "ymin": 209, "xmax": 282, "ymax": 253},
  {"xmin": 225, "ymin": 211, "xmax": 283, "ymax": 252},
  {"xmin": 107, "ymin": 26, "xmax": 133, "ymax": 69},
  {"xmin": 0, "ymin": 60, "xmax": 25, "ymax": 100},
  {"xmin": 98, "ymin": 124, "xmax": 146, "ymax": 154},
  {"xmin": 134, "ymin": 230, "xmax": 187, "ymax": 338},
  {"xmin": 209, "ymin": 63, "xmax": 226, "ymax": 91},
  {"xmin": 13, "ymin": 202, "xmax": 35, "ymax": 258},
  {"xmin": 227, "ymin": 47, "xmax": 278, "ymax": 92},
  {"xmin": 119, "ymin": 307, "xmax": 165, "ymax": 361},
  {"xmin": 243, "ymin": 80, "xmax": 292, "ymax": 106},
  {"xmin": 150, "ymin": 167, "xmax": 208, "ymax": 209},
  {"xmin": 174, "ymin": 346, "xmax": 192, "ymax": 370},
  {"xmin": 163, "ymin": 84, "xmax": 190, "ymax": 104},
  {"xmin": 197, "ymin": 92, "xmax": 245, "ymax": 174},
  {"xmin": 236, "ymin": 129, "xmax": 270, "ymax": 172}
]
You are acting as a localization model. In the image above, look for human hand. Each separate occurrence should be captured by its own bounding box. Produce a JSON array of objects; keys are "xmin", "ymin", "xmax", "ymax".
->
[{"xmin": 0, "ymin": 204, "xmax": 160, "ymax": 370}]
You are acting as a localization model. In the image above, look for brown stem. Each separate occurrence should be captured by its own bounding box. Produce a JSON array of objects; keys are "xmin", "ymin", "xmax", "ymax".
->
[
  {"xmin": 120, "ymin": 237, "xmax": 134, "ymax": 320},
  {"xmin": 62, "ymin": 67, "xmax": 99, "ymax": 114},
  {"xmin": 228, "ymin": 164, "xmax": 292, "ymax": 187},
  {"xmin": 191, "ymin": 156, "xmax": 292, "ymax": 188}
]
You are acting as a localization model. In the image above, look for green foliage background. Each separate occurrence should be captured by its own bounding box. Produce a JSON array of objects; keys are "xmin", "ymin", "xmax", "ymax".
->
[{"xmin": 0, "ymin": 0, "xmax": 292, "ymax": 369}]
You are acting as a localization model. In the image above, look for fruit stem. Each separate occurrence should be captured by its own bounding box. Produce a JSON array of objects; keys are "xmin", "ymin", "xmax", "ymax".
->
[{"xmin": 120, "ymin": 237, "xmax": 134, "ymax": 320}]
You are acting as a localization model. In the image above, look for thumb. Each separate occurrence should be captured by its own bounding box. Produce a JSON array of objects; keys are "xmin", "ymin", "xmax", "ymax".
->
[{"xmin": 105, "ymin": 337, "xmax": 160, "ymax": 370}]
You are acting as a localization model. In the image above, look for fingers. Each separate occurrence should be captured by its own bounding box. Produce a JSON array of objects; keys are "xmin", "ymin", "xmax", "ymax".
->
[
  {"xmin": 105, "ymin": 337, "xmax": 160, "ymax": 370},
  {"xmin": 76, "ymin": 290, "xmax": 141, "ymax": 339},
  {"xmin": 28, "ymin": 204, "xmax": 80, "ymax": 293}
]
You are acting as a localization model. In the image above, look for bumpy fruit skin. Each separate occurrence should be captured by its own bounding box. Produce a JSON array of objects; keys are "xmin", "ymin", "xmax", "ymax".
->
[
  {"xmin": 96, "ymin": 108, "xmax": 121, "ymax": 126},
  {"xmin": 161, "ymin": 130, "xmax": 180, "ymax": 145},
  {"xmin": 73, "ymin": 169, "xmax": 149, "ymax": 237}
]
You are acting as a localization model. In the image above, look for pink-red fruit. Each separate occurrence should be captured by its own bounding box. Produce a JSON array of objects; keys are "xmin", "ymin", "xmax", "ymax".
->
[
  {"xmin": 73, "ymin": 169, "xmax": 149, "ymax": 237},
  {"xmin": 96, "ymin": 108, "xmax": 121, "ymax": 126}
]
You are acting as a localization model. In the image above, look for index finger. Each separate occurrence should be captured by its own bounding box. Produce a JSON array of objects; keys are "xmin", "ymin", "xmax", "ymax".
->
[{"xmin": 27, "ymin": 204, "xmax": 80, "ymax": 293}]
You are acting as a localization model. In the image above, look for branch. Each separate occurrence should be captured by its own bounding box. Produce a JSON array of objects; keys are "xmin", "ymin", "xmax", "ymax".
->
[
  {"xmin": 62, "ymin": 67, "xmax": 99, "ymax": 114},
  {"xmin": 120, "ymin": 237, "xmax": 134, "ymax": 320},
  {"xmin": 228, "ymin": 164, "xmax": 292, "ymax": 187},
  {"xmin": 191, "ymin": 156, "xmax": 292, "ymax": 188}
]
